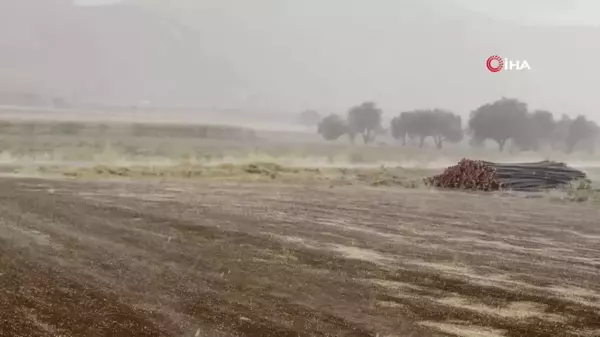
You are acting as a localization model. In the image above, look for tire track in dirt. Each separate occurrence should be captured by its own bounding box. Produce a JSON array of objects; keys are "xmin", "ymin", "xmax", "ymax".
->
[
  {"xmin": 0, "ymin": 179, "xmax": 424, "ymax": 336},
  {"xmin": 1, "ymin": 178, "xmax": 599, "ymax": 336}
]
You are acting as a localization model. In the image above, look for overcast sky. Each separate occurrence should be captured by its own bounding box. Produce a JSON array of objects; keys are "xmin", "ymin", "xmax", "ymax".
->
[
  {"xmin": 123, "ymin": 0, "xmax": 600, "ymax": 25},
  {"xmin": 133, "ymin": 0, "xmax": 600, "ymax": 116},
  {"xmin": 75, "ymin": 0, "xmax": 600, "ymax": 25},
  {"xmin": 454, "ymin": 0, "xmax": 600, "ymax": 25},
  {"xmin": 73, "ymin": 0, "xmax": 123, "ymax": 6}
]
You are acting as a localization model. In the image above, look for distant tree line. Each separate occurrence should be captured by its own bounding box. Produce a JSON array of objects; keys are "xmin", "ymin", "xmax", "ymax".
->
[
  {"xmin": 0, "ymin": 91, "xmax": 71, "ymax": 108},
  {"xmin": 313, "ymin": 97, "xmax": 600, "ymax": 153},
  {"xmin": 315, "ymin": 102, "xmax": 386, "ymax": 145},
  {"xmin": 390, "ymin": 109, "xmax": 462, "ymax": 149}
]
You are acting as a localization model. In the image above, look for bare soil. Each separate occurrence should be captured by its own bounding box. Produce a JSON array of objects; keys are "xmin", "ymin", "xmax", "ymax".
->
[{"xmin": 0, "ymin": 177, "xmax": 599, "ymax": 337}]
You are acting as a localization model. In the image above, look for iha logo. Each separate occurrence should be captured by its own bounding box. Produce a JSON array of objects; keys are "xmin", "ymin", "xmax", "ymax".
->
[{"xmin": 486, "ymin": 55, "xmax": 531, "ymax": 72}]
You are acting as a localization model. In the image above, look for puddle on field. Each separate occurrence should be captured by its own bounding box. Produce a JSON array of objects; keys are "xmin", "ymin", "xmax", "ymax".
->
[
  {"xmin": 418, "ymin": 321, "xmax": 507, "ymax": 337},
  {"xmin": 362, "ymin": 279, "xmax": 429, "ymax": 294},
  {"xmin": 330, "ymin": 244, "xmax": 392, "ymax": 265},
  {"xmin": 445, "ymin": 238, "xmax": 543, "ymax": 253},
  {"xmin": 375, "ymin": 300, "xmax": 406, "ymax": 309},
  {"xmin": 76, "ymin": 191, "xmax": 177, "ymax": 203},
  {"xmin": 270, "ymin": 233, "xmax": 394, "ymax": 266},
  {"xmin": 435, "ymin": 297, "xmax": 566, "ymax": 323},
  {"xmin": 269, "ymin": 234, "xmax": 323, "ymax": 251},
  {"xmin": 316, "ymin": 219, "xmax": 412, "ymax": 244},
  {"xmin": 408, "ymin": 261, "xmax": 476, "ymax": 276},
  {"xmin": 466, "ymin": 276, "xmax": 600, "ymax": 309}
]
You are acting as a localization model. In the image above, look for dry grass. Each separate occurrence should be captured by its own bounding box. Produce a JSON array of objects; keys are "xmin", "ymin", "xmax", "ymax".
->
[
  {"xmin": 1, "ymin": 117, "xmax": 600, "ymax": 170},
  {"xmin": 23, "ymin": 160, "xmax": 600, "ymax": 205},
  {"xmin": 0, "ymin": 116, "xmax": 599, "ymax": 206},
  {"xmin": 33, "ymin": 162, "xmax": 433, "ymax": 189}
]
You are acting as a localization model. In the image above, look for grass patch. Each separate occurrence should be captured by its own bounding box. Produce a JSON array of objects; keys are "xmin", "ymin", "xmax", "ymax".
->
[
  {"xmin": 0, "ymin": 119, "xmax": 258, "ymax": 141},
  {"xmin": 535, "ymin": 179, "xmax": 600, "ymax": 204},
  {"xmin": 562, "ymin": 179, "xmax": 600, "ymax": 203},
  {"xmin": 33, "ymin": 162, "xmax": 433, "ymax": 187}
]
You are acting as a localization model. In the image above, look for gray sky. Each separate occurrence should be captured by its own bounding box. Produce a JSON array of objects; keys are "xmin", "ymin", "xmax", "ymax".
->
[
  {"xmin": 80, "ymin": 0, "xmax": 600, "ymax": 25},
  {"xmin": 136, "ymin": 0, "xmax": 600, "ymax": 117},
  {"xmin": 73, "ymin": 0, "xmax": 124, "ymax": 6},
  {"xmin": 458, "ymin": 0, "xmax": 600, "ymax": 26},
  {"xmin": 4, "ymin": 0, "xmax": 600, "ymax": 122}
]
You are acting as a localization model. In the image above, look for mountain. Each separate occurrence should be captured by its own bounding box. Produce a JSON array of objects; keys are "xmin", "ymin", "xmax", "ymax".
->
[
  {"xmin": 1, "ymin": 0, "xmax": 599, "ymax": 122},
  {"xmin": 0, "ymin": 0, "xmax": 241, "ymax": 106}
]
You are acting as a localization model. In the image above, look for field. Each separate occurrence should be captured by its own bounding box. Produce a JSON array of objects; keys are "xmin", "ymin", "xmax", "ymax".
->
[{"xmin": 1, "ymin": 118, "xmax": 600, "ymax": 337}]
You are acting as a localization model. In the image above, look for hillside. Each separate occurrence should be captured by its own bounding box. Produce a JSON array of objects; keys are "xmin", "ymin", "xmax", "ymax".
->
[
  {"xmin": 0, "ymin": 0, "xmax": 241, "ymax": 107},
  {"xmin": 0, "ymin": 0, "xmax": 599, "ymax": 122}
]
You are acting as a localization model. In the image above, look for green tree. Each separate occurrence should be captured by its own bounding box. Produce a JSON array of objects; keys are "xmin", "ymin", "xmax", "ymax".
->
[
  {"xmin": 566, "ymin": 115, "xmax": 599, "ymax": 153},
  {"xmin": 468, "ymin": 98, "xmax": 529, "ymax": 152},
  {"xmin": 298, "ymin": 109, "xmax": 321, "ymax": 128},
  {"xmin": 390, "ymin": 109, "xmax": 462, "ymax": 149},
  {"xmin": 550, "ymin": 114, "xmax": 572, "ymax": 151},
  {"xmin": 530, "ymin": 110, "xmax": 556, "ymax": 149},
  {"xmin": 390, "ymin": 112, "xmax": 414, "ymax": 146},
  {"xmin": 317, "ymin": 114, "xmax": 347, "ymax": 141},
  {"xmin": 347, "ymin": 101, "xmax": 382, "ymax": 144}
]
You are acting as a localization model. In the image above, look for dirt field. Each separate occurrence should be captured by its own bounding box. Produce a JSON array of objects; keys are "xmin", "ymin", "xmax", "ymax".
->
[{"xmin": 1, "ymin": 176, "xmax": 599, "ymax": 337}]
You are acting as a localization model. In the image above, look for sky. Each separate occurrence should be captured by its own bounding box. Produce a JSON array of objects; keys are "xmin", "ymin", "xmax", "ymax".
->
[
  {"xmin": 73, "ymin": 0, "xmax": 123, "ymax": 6},
  {"xmin": 4, "ymin": 0, "xmax": 600, "ymax": 123},
  {"xmin": 74, "ymin": 0, "xmax": 600, "ymax": 25},
  {"xmin": 133, "ymin": 0, "xmax": 600, "ymax": 116},
  {"xmin": 454, "ymin": 0, "xmax": 600, "ymax": 25}
]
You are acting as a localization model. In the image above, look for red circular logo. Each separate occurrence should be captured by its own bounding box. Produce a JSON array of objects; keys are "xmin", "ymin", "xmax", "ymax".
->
[{"xmin": 486, "ymin": 55, "xmax": 503, "ymax": 72}]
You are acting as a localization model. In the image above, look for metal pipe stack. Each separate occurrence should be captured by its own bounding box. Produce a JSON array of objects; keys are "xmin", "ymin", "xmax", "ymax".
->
[{"xmin": 425, "ymin": 159, "xmax": 588, "ymax": 192}]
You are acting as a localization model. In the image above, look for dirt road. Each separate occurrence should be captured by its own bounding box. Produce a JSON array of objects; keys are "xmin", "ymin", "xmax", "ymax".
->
[{"xmin": 0, "ymin": 177, "xmax": 599, "ymax": 337}]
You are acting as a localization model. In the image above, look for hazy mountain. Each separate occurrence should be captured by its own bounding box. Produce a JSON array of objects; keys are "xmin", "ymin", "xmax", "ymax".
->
[
  {"xmin": 1, "ymin": 0, "xmax": 599, "ymax": 122},
  {"xmin": 0, "ymin": 0, "xmax": 241, "ymax": 106}
]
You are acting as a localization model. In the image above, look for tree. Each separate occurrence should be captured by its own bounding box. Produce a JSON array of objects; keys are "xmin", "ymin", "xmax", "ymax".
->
[
  {"xmin": 298, "ymin": 109, "xmax": 321, "ymax": 127},
  {"xmin": 347, "ymin": 128, "xmax": 358, "ymax": 144},
  {"xmin": 390, "ymin": 109, "xmax": 463, "ymax": 149},
  {"xmin": 512, "ymin": 113, "xmax": 540, "ymax": 152},
  {"xmin": 587, "ymin": 121, "xmax": 600, "ymax": 153},
  {"xmin": 510, "ymin": 109, "xmax": 556, "ymax": 152},
  {"xmin": 566, "ymin": 115, "xmax": 599, "ymax": 153},
  {"xmin": 528, "ymin": 110, "xmax": 556, "ymax": 149},
  {"xmin": 430, "ymin": 109, "xmax": 463, "ymax": 149},
  {"xmin": 550, "ymin": 114, "xmax": 572, "ymax": 151},
  {"xmin": 347, "ymin": 101, "xmax": 382, "ymax": 144},
  {"xmin": 391, "ymin": 111, "xmax": 418, "ymax": 146},
  {"xmin": 390, "ymin": 115, "xmax": 406, "ymax": 145},
  {"xmin": 468, "ymin": 98, "xmax": 529, "ymax": 152},
  {"xmin": 317, "ymin": 114, "xmax": 347, "ymax": 141},
  {"xmin": 412, "ymin": 110, "xmax": 438, "ymax": 148}
]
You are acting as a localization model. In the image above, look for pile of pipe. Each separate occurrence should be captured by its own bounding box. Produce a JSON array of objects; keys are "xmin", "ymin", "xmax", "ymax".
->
[{"xmin": 426, "ymin": 159, "xmax": 588, "ymax": 191}]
